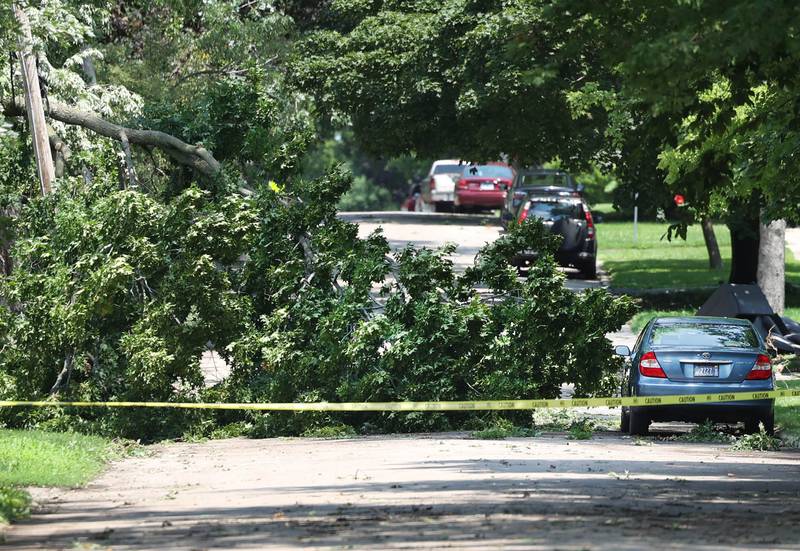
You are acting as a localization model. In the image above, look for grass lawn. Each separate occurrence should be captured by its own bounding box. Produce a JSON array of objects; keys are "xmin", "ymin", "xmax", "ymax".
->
[
  {"xmin": 596, "ymin": 220, "xmax": 800, "ymax": 289},
  {"xmin": 0, "ymin": 430, "xmax": 119, "ymax": 524},
  {"xmin": 630, "ymin": 307, "xmax": 800, "ymax": 334},
  {"xmin": 775, "ymin": 379, "xmax": 800, "ymax": 446}
]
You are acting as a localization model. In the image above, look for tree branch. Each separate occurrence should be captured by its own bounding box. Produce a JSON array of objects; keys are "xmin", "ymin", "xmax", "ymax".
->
[
  {"xmin": 119, "ymin": 131, "xmax": 138, "ymax": 188},
  {"xmin": 50, "ymin": 351, "xmax": 75, "ymax": 394},
  {"xmin": 3, "ymin": 98, "xmax": 222, "ymax": 178}
]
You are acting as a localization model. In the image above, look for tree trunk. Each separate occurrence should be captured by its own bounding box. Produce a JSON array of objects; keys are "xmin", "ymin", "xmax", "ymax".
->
[
  {"xmin": 727, "ymin": 194, "xmax": 761, "ymax": 284},
  {"xmin": 700, "ymin": 217, "xmax": 723, "ymax": 270},
  {"xmin": 757, "ymin": 216, "xmax": 786, "ymax": 314},
  {"xmin": 14, "ymin": 4, "xmax": 55, "ymax": 195},
  {"xmin": 0, "ymin": 208, "xmax": 13, "ymax": 276}
]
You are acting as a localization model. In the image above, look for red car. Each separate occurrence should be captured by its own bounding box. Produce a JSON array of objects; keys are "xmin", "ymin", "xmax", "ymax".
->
[{"xmin": 454, "ymin": 163, "xmax": 514, "ymax": 212}]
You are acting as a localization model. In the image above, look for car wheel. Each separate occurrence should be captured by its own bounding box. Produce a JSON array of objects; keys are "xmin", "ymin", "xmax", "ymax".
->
[
  {"xmin": 628, "ymin": 408, "xmax": 650, "ymax": 436},
  {"xmin": 581, "ymin": 259, "xmax": 597, "ymax": 280},
  {"xmin": 620, "ymin": 407, "xmax": 630, "ymax": 432}
]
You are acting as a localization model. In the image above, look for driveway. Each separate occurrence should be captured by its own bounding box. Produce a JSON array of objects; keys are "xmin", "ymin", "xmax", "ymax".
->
[{"xmin": 9, "ymin": 433, "xmax": 800, "ymax": 550}]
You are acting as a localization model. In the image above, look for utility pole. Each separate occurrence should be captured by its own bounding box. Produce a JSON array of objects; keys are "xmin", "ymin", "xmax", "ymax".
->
[{"xmin": 14, "ymin": 3, "xmax": 55, "ymax": 196}]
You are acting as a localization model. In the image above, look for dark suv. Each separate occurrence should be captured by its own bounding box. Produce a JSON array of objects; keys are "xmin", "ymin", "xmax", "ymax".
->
[
  {"xmin": 501, "ymin": 168, "xmax": 578, "ymax": 228},
  {"xmin": 510, "ymin": 194, "xmax": 597, "ymax": 279}
]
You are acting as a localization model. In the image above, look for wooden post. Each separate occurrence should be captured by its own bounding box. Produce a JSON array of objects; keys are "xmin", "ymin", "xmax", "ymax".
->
[{"xmin": 14, "ymin": 4, "xmax": 55, "ymax": 196}]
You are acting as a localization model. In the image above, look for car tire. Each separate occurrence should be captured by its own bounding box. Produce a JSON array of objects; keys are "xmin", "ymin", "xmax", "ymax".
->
[
  {"xmin": 745, "ymin": 407, "xmax": 775, "ymax": 435},
  {"xmin": 580, "ymin": 259, "xmax": 597, "ymax": 280},
  {"xmin": 620, "ymin": 407, "xmax": 630, "ymax": 432},
  {"xmin": 628, "ymin": 408, "xmax": 650, "ymax": 436}
]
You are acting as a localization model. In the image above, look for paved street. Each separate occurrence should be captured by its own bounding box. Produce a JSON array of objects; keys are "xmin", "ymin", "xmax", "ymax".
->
[{"xmin": 9, "ymin": 433, "xmax": 800, "ymax": 550}]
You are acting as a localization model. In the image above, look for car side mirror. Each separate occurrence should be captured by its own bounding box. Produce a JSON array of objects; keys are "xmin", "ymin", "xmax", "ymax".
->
[
  {"xmin": 499, "ymin": 183, "xmax": 508, "ymax": 191},
  {"xmin": 614, "ymin": 345, "xmax": 631, "ymax": 357}
]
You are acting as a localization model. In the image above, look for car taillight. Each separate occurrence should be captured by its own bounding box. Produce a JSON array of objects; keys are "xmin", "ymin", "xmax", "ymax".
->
[
  {"xmin": 457, "ymin": 178, "xmax": 468, "ymax": 189},
  {"xmin": 429, "ymin": 176, "xmax": 436, "ymax": 191},
  {"xmin": 745, "ymin": 354, "xmax": 772, "ymax": 380},
  {"xmin": 518, "ymin": 202, "xmax": 530, "ymax": 224},
  {"xmin": 584, "ymin": 207, "xmax": 595, "ymax": 239},
  {"xmin": 639, "ymin": 351, "xmax": 666, "ymax": 378}
]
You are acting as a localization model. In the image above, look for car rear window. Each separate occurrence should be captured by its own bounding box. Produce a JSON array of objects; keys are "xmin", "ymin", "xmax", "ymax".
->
[
  {"xmin": 463, "ymin": 165, "xmax": 513, "ymax": 179},
  {"xmin": 518, "ymin": 173, "xmax": 570, "ymax": 187},
  {"xmin": 526, "ymin": 200, "xmax": 583, "ymax": 221},
  {"xmin": 650, "ymin": 323, "xmax": 759, "ymax": 348},
  {"xmin": 433, "ymin": 164, "xmax": 462, "ymax": 175}
]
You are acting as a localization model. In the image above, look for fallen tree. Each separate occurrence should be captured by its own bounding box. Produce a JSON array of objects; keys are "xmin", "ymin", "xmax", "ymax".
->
[{"xmin": 2, "ymin": 98, "xmax": 221, "ymax": 178}]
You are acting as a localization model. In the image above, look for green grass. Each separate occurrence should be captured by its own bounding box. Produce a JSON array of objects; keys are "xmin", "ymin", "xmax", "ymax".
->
[
  {"xmin": 629, "ymin": 307, "xmax": 800, "ymax": 335},
  {"xmin": 0, "ymin": 430, "xmax": 120, "ymax": 525},
  {"xmin": 776, "ymin": 379, "xmax": 800, "ymax": 446},
  {"xmin": 0, "ymin": 430, "xmax": 117, "ymax": 487},
  {"xmin": 629, "ymin": 309, "xmax": 694, "ymax": 333},
  {"xmin": 597, "ymin": 221, "xmax": 800, "ymax": 289}
]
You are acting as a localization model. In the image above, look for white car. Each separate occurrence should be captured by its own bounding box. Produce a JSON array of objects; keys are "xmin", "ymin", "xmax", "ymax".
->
[{"xmin": 420, "ymin": 160, "xmax": 464, "ymax": 212}]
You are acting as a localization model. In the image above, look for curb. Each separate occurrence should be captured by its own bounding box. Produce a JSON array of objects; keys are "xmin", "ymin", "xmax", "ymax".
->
[{"xmin": 338, "ymin": 211, "xmax": 501, "ymax": 226}]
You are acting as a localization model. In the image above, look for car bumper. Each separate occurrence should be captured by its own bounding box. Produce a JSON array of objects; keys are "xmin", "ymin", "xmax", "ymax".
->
[
  {"xmin": 633, "ymin": 379, "xmax": 774, "ymax": 422},
  {"xmin": 456, "ymin": 190, "xmax": 505, "ymax": 208},
  {"xmin": 431, "ymin": 191, "xmax": 454, "ymax": 203},
  {"xmin": 512, "ymin": 248, "xmax": 596, "ymax": 268}
]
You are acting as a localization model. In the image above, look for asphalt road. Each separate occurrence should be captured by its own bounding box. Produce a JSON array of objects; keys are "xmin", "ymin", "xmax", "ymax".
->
[
  {"xmin": 355, "ymin": 216, "xmax": 605, "ymax": 292},
  {"xmin": 9, "ymin": 433, "xmax": 800, "ymax": 550}
]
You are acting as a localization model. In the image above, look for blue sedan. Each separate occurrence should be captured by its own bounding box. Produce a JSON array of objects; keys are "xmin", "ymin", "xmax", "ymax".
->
[{"xmin": 615, "ymin": 316, "xmax": 774, "ymax": 436}]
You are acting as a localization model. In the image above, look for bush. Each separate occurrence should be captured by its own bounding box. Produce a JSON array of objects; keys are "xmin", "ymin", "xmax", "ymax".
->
[
  {"xmin": 733, "ymin": 424, "xmax": 780, "ymax": 451},
  {"xmin": 0, "ymin": 486, "xmax": 30, "ymax": 524}
]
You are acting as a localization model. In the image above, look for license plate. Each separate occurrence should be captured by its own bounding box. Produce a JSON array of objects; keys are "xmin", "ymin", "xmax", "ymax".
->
[
  {"xmin": 480, "ymin": 183, "xmax": 495, "ymax": 190},
  {"xmin": 694, "ymin": 365, "xmax": 719, "ymax": 377}
]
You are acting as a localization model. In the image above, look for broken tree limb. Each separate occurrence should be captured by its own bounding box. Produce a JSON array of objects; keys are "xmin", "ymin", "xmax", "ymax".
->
[
  {"xmin": 2, "ymin": 98, "xmax": 222, "ymax": 178},
  {"xmin": 50, "ymin": 351, "xmax": 75, "ymax": 394},
  {"xmin": 47, "ymin": 124, "xmax": 71, "ymax": 178},
  {"xmin": 119, "ymin": 131, "xmax": 138, "ymax": 188}
]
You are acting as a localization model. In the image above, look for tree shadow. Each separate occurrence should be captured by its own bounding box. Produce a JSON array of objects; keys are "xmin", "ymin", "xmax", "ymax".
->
[{"xmin": 10, "ymin": 438, "xmax": 800, "ymax": 550}]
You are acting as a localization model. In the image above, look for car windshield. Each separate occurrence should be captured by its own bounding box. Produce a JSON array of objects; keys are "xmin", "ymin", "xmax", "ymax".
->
[
  {"xmin": 518, "ymin": 172, "xmax": 571, "ymax": 187},
  {"xmin": 463, "ymin": 165, "xmax": 513, "ymax": 179},
  {"xmin": 433, "ymin": 164, "xmax": 463, "ymax": 175},
  {"xmin": 526, "ymin": 200, "xmax": 583, "ymax": 221},
  {"xmin": 650, "ymin": 323, "xmax": 759, "ymax": 349}
]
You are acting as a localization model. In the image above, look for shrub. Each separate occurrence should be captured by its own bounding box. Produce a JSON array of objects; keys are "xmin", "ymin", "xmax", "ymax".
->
[
  {"xmin": 0, "ymin": 486, "xmax": 30, "ymax": 524},
  {"xmin": 733, "ymin": 424, "xmax": 780, "ymax": 451}
]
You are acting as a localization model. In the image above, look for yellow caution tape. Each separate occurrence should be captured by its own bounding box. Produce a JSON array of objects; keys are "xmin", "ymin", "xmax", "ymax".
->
[{"xmin": 0, "ymin": 389, "xmax": 797, "ymax": 412}]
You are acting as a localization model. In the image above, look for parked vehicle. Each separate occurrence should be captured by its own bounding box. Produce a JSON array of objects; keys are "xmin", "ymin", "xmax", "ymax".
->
[
  {"xmin": 421, "ymin": 160, "xmax": 464, "ymax": 212},
  {"xmin": 511, "ymin": 194, "xmax": 597, "ymax": 278},
  {"xmin": 454, "ymin": 163, "xmax": 514, "ymax": 212},
  {"xmin": 615, "ymin": 316, "xmax": 774, "ymax": 436},
  {"xmin": 501, "ymin": 168, "xmax": 578, "ymax": 228},
  {"xmin": 402, "ymin": 181, "xmax": 423, "ymax": 211}
]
